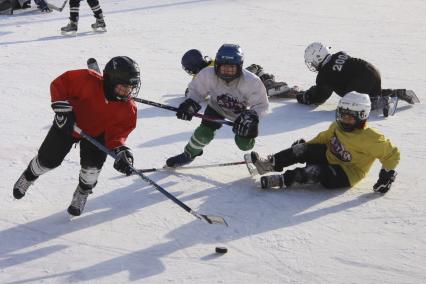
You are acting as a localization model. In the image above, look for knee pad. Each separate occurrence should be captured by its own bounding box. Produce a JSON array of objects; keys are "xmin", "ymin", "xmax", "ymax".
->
[
  {"xmin": 284, "ymin": 165, "xmax": 322, "ymax": 187},
  {"xmin": 303, "ymin": 165, "xmax": 322, "ymax": 183},
  {"xmin": 291, "ymin": 143, "xmax": 308, "ymax": 162},
  {"xmin": 235, "ymin": 136, "xmax": 255, "ymax": 151},
  {"xmin": 28, "ymin": 155, "xmax": 52, "ymax": 177},
  {"xmin": 79, "ymin": 167, "xmax": 101, "ymax": 190}
]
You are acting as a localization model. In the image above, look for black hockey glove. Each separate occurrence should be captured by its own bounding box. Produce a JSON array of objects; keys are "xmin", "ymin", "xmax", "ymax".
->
[
  {"xmin": 113, "ymin": 146, "xmax": 134, "ymax": 176},
  {"xmin": 233, "ymin": 109, "xmax": 259, "ymax": 139},
  {"xmin": 176, "ymin": 98, "xmax": 201, "ymax": 121},
  {"xmin": 52, "ymin": 101, "xmax": 75, "ymax": 135},
  {"xmin": 373, "ymin": 168, "xmax": 397, "ymax": 193},
  {"xmin": 296, "ymin": 91, "xmax": 311, "ymax": 105}
]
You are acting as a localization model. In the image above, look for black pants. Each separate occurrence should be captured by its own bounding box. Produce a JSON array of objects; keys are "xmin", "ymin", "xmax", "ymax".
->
[
  {"xmin": 274, "ymin": 144, "xmax": 350, "ymax": 189},
  {"xmin": 347, "ymin": 63, "xmax": 382, "ymax": 98},
  {"xmin": 69, "ymin": 0, "xmax": 103, "ymax": 22},
  {"xmin": 36, "ymin": 126, "xmax": 107, "ymax": 173}
]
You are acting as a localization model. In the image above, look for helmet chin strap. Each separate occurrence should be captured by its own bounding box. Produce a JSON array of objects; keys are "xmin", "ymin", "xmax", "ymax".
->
[{"xmin": 319, "ymin": 54, "xmax": 332, "ymax": 69}]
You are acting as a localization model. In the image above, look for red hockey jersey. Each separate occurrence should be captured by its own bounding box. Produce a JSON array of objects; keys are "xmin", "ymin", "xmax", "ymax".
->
[{"xmin": 50, "ymin": 69, "xmax": 137, "ymax": 149}]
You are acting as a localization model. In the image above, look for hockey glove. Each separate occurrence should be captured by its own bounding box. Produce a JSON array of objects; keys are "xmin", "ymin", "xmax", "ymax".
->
[
  {"xmin": 52, "ymin": 101, "xmax": 75, "ymax": 135},
  {"xmin": 373, "ymin": 168, "xmax": 397, "ymax": 193},
  {"xmin": 296, "ymin": 91, "xmax": 311, "ymax": 105},
  {"xmin": 113, "ymin": 146, "xmax": 134, "ymax": 176},
  {"xmin": 176, "ymin": 98, "xmax": 201, "ymax": 121},
  {"xmin": 233, "ymin": 109, "xmax": 259, "ymax": 139}
]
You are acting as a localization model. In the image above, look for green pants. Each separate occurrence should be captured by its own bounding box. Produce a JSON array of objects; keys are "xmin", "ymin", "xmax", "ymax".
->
[{"xmin": 184, "ymin": 123, "xmax": 255, "ymax": 158}]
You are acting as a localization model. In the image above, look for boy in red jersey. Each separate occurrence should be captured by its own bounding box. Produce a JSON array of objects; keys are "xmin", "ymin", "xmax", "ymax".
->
[{"xmin": 13, "ymin": 56, "xmax": 141, "ymax": 216}]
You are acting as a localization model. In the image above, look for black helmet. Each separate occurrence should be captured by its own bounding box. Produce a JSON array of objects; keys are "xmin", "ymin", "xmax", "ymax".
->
[
  {"xmin": 103, "ymin": 56, "xmax": 141, "ymax": 102},
  {"xmin": 214, "ymin": 44, "xmax": 244, "ymax": 82},
  {"xmin": 181, "ymin": 49, "xmax": 211, "ymax": 75}
]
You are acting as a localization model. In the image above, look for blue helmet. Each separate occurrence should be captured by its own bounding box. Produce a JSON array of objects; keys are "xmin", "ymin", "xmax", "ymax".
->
[
  {"xmin": 214, "ymin": 44, "xmax": 244, "ymax": 82},
  {"xmin": 181, "ymin": 49, "xmax": 211, "ymax": 75}
]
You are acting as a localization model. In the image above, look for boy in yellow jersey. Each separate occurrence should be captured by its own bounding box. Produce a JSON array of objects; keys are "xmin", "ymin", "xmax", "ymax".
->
[
  {"xmin": 246, "ymin": 91, "xmax": 399, "ymax": 193},
  {"xmin": 181, "ymin": 49, "xmax": 301, "ymax": 98}
]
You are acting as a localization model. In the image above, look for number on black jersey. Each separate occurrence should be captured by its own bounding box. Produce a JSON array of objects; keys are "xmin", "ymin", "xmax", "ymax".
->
[{"xmin": 332, "ymin": 54, "xmax": 349, "ymax": 72}]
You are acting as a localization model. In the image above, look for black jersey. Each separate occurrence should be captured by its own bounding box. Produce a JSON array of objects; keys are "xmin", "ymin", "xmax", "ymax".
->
[{"xmin": 305, "ymin": 52, "xmax": 382, "ymax": 104}]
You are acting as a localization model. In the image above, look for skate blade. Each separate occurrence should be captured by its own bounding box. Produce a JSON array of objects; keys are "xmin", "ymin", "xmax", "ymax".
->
[
  {"xmin": 386, "ymin": 96, "xmax": 399, "ymax": 116},
  {"xmin": 92, "ymin": 27, "xmax": 107, "ymax": 33},
  {"xmin": 67, "ymin": 213, "xmax": 77, "ymax": 220},
  {"xmin": 61, "ymin": 30, "xmax": 77, "ymax": 36},
  {"xmin": 243, "ymin": 153, "xmax": 258, "ymax": 176}
]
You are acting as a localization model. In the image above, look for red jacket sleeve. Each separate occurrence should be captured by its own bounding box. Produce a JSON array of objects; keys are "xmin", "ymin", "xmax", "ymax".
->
[{"xmin": 50, "ymin": 71, "xmax": 72, "ymax": 103}]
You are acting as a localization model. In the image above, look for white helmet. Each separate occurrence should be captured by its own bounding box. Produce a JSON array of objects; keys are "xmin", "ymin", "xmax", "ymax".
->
[
  {"xmin": 336, "ymin": 92, "xmax": 371, "ymax": 131},
  {"xmin": 304, "ymin": 42, "xmax": 331, "ymax": 72}
]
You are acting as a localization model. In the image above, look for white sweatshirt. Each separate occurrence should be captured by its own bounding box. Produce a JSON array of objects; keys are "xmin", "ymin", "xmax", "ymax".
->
[{"xmin": 187, "ymin": 67, "xmax": 269, "ymax": 121}]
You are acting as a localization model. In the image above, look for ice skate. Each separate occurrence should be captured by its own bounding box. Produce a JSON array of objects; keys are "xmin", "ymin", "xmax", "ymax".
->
[
  {"xmin": 13, "ymin": 173, "xmax": 33, "ymax": 199},
  {"xmin": 91, "ymin": 18, "xmax": 106, "ymax": 32},
  {"xmin": 166, "ymin": 152, "xmax": 195, "ymax": 168},
  {"xmin": 67, "ymin": 186, "xmax": 91, "ymax": 216},
  {"xmin": 244, "ymin": 151, "xmax": 274, "ymax": 175},
  {"xmin": 260, "ymin": 175, "xmax": 285, "ymax": 189},
  {"xmin": 371, "ymin": 96, "xmax": 398, "ymax": 117},
  {"xmin": 393, "ymin": 89, "xmax": 419, "ymax": 104},
  {"xmin": 61, "ymin": 21, "xmax": 78, "ymax": 36}
]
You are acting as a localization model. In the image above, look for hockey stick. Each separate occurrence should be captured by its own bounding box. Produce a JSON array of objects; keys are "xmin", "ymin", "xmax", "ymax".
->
[
  {"xmin": 73, "ymin": 125, "xmax": 228, "ymax": 226},
  {"xmin": 47, "ymin": 0, "xmax": 68, "ymax": 12},
  {"xmin": 132, "ymin": 97, "xmax": 234, "ymax": 127},
  {"xmin": 137, "ymin": 161, "xmax": 247, "ymax": 173},
  {"xmin": 85, "ymin": 58, "xmax": 233, "ymax": 127}
]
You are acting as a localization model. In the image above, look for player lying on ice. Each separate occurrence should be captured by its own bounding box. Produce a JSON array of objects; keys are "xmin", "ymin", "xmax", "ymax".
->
[
  {"xmin": 246, "ymin": 91, "xmax": 400, "ymax": 193},
  {"xmin": 180, "ymin": 48, "xmax": 302, "ymax": 98},
  {"xmin": 298, "ymin": 42, "xmax": 419, "ymax": 117}
]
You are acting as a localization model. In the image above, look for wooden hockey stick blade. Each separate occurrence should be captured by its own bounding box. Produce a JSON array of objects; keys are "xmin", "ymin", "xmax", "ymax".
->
[
  {"xmin": 47, "ymin": 0, "xmax": 68, "ymax": 12},
  {"xmin": 192, "ymin": 211, "xmax": 228, "ymax": 226},
  {"xmin": 87, "ymin": 58, "xmax": 101, "ymax": 73}
]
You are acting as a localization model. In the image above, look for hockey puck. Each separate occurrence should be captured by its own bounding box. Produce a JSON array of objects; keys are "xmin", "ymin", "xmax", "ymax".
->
[{"xmin": 215, "ymin": 246, "xmax": 228, "ymax": 254}]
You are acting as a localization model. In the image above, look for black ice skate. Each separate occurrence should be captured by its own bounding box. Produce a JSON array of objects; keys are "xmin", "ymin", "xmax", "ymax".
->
[
  {"xmin": 393, "ymin": 89, "xmax": 420, "ymax": 104},
  {"xmin": 67, "ymin": 186, "xmax": 91, "ymax": 216},
  {"xmin": 260, "ymin": 175, "xmax": 285, "ymax": 189},
  {"xmin": 61, "ymin": 21, "xmax": 78, "ymax": 36},
  {"xmin": 91, "ymin": 18, "xmax": 106, "ymax": 32},
  {"xmin": 13, "ymin": 173, "xmax": 33, "ymax": 199},
  {"xmin": 371, "ymin": 96, "xmax": 398, "ymax": 117},
  {"xmin": 166, "ymin": 152, "xmax": 195, "ymax": 168}
]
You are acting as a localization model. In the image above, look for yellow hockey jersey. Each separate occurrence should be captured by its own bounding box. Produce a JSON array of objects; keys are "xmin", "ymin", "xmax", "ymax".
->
[{"xmin": 307, "ymin": 122, "xmax": 400, "ymax": 186}]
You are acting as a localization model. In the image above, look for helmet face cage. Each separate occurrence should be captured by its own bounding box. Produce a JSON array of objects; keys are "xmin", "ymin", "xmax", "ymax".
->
[
  {"xmin": 335, "ymin": 92, "xmax": 371, "ymax": 132},
  {"xmin": 122, "ymin": 62, "xmax": 141, "ymax": 101},
  {"xmin": 304, "ymin": 42, "xmax": 330, "ymax": 72},
  {"xmin": 103, "ymin": 56, "xmax": 141, "ymax": 102},
  {"xmin": 214, "ymin": 44, "xmax": 244, "ymax": 82},
  {"xmin": 336, "ymin": 107, "xmax": 367, "ymax": 132}
]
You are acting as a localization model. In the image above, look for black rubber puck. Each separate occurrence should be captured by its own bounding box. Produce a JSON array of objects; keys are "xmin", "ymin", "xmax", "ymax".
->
[{"xmin": 215, "ymin": 246, "xmax": 228, "ymax": 254}]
